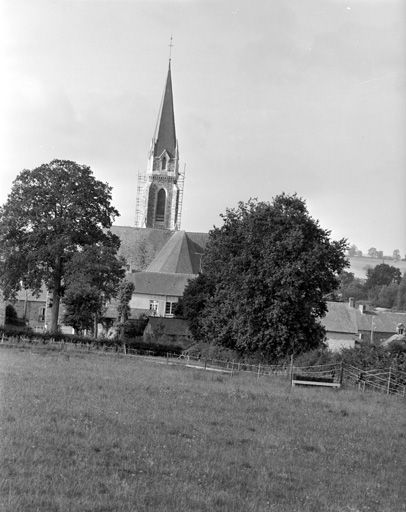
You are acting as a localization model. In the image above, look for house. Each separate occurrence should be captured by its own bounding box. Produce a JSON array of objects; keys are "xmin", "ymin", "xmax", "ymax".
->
[
  {"xmin": 321, "ymin": 299, "xmax": 406, "ymax": 351},
  {"xmin": 0, "ymin": 57, "xmax": 207, "ymax": 335},
  {"xmin": 381, "ymin": 323, "xmax": 406, "ymax": 347}
]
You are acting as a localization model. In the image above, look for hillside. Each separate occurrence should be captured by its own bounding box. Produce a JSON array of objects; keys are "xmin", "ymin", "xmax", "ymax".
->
[{"xmin": 347, "ymin": 256, "xmax": 406, "ymax": 280}]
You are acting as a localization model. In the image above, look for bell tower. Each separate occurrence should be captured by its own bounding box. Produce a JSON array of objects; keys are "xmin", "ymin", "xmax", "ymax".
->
[{"xmin": 135, "ymin": 52, "xmax": 184, "ymax": 230}]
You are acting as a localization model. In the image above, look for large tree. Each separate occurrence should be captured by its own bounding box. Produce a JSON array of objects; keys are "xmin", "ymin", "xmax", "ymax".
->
[
  {"xmin": 182, "ymin": 195, "xmax": 348, "ymax": 360},
  {"xmin": 63, "ymin": 245, "xmax": 126, "ymax": 335},
  {"xmin": 365, "ymin": 263, "xmax": 402, "ymax": 290},
  {"xmin": 0, "ymin": 160, "xmax": 120, "ymax": 333}
]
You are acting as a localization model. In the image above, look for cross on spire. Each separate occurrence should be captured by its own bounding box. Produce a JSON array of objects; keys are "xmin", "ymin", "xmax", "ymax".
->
[{"xmin": 169, "ymin": 35, "xmax": 174, "ymax": 63}]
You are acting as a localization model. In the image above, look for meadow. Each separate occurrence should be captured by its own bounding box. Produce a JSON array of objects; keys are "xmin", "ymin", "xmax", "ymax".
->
[
  {"xmin": 0, "ymin": 347, "xmax": 405, "ymax": 512},
  {"xmin": 347, "ymin": 256, "xmax": 406, "ymax": 280}
]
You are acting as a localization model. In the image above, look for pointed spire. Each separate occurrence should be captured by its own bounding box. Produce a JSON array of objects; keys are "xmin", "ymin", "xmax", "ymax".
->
[{"xmin": 153, "ymin": 54, "xmax": 177, "ymax": 158}]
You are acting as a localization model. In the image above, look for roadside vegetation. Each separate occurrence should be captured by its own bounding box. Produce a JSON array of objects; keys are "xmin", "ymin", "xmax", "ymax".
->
[{"xmin": 1, "ymin": 348, "xmax": 405, "ymax": 512}]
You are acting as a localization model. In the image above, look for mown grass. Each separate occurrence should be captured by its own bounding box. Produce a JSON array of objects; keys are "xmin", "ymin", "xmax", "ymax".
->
[{"xmin": 0, "ymin": 347, "xmax": 405, "ymax": 512}]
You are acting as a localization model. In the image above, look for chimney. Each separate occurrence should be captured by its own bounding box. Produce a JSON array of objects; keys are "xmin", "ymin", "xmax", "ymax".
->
[
  {"xmin": 359, "ymin": 304, "xmax": 366, "ymax": 314},
  {"xmin": 349, "ymin": 297, "xmax": 355, "ymax": 308}
]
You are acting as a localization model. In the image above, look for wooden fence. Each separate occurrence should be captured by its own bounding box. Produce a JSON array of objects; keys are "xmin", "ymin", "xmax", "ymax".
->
[{"xmin": 1, "ymin": 334, "xmax": 405, "ymax": 397}]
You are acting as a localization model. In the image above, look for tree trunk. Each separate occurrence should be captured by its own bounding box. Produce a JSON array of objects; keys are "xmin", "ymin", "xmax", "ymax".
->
[
  {"xmin": 94, "ymin": 314, "xmax": 98, "ymax": 338},
  {"xmin": 50, "ymin": 290, "xmax": 60, "ymax": 333},
  {"xmin": 50, "ymin": 256, "xmax": 63, "ymax": 334}
]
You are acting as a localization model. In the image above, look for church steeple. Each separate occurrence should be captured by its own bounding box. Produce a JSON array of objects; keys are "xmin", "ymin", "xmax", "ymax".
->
[
  {"xmin": 135, "ymin": 48, "xmax": 185, "ymax": 231},
  {"xmin": 153, "ymin": 63, "xmax": 177, "ymax": 159}
]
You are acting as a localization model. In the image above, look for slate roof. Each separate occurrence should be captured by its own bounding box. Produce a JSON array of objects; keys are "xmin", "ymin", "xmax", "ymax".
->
[
  {"xmin": 382, "ymin": 334, "xmax": 406, "ymax": 346},
  {"xmin": 321, "ymin": 302, "xmax": 406, "ymax": 336},
  {"xmin": 111, "ymin": 226, "xmax": 208, "ymax": 274},
  {"xmin": 126, "ymin": 272, "xmax": 193, "ymax": 296},
  {"xmin": 147, "ymin": 231, "xmax": 202, "ymax": 274},
  {"xmin": 321, "ymin": 302, "xmax": 358, "ymax": 335},
  {"xmin": 147, "ymin": 316, "xmax": 190, "ymax": 337},
  {"xmin": 153, "ymin": 64, "xmax": 177, "ymax": 158}
]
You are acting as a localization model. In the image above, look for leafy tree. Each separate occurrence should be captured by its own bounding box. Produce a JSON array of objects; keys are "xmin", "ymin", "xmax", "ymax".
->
[
  {"xmin": 393, "ymin": 249, "xmax": 401, "ymax": 261},
  {"xmin": 180, "ymin": 273, "xmax": 215, "ymax": 342},
  {"xmin": 397, "ymin": 273, "xmax": 406, "ymax": 310},
  {"xmin": 0, "ymin": 160, "xmax": 120, "ymax": 333},
  {"xmin": 116, "ymin": 280, "xmax": 135, "ymax": 340},
  {"xmin": 182, "ymin": 195, "xmax": 348, "ymax": 360},
  {"xmin": 337, "ymin": 271, "xmax": 367, "ymax": 302},
  {"xmin": 365, "ymin": 263, "xmax": 402, "ymax": 289},
  {"xmin": 370, "ymin": 283, "xmax": 399, "ymax": 309},
  {"xmin": 62, "ymin": 245, "xmax": 126, "ymax": 335},
  {"xmin": 368, "ymin": 247, "xmax": 378, "ymax": 258},
  {"xmin": 347, "ymin": 245, "xmax": 362, "ymax": 257}
]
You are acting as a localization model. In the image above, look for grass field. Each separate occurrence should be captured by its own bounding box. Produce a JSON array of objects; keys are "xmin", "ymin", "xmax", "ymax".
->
[
  {"xmin": 1, "ymin": 347, "xmax": 405, "ymax": 512},
  {"xmin": 347, "ymin": 256, "xmax": 406, "ymax": 280}
]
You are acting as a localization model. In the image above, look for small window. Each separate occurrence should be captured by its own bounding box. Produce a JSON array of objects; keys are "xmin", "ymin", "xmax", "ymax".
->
[
  {"xmin": 162, "ymin": 157, "xmax": 167, "ymax": 170},
  {"xmin": 150, "ymin": 300, "xmax": 159, "ymax": 316},
  {"xmin": 38, "ymin": 306, "xmax": 46, "ymax": 322}
]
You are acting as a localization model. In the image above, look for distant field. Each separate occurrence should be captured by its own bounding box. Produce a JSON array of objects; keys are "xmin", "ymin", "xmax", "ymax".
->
[
  {"xmin": 347, "ymin": 256, "xmax": 406, "ymax": 279},
  {"xmin": 1, "ymin": 348, "xmax": 405, "ymax": 512}
]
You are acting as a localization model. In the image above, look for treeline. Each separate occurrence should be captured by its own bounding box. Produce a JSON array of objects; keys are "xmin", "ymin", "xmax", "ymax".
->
[
  {"xmin": 347, "ymin": 245, "xmax": 405, "ymax": 261},
  {"xmin": 337, "ymin": 263, "xmax": 406, "ymax": 309}
]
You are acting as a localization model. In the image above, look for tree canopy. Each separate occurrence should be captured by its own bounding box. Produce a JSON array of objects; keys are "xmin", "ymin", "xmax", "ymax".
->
[
  {"xmin": 0, "ymin": 160, "xmax": 120, "ymax": 332},
  {"xmin": 63, "ymin": 245, "xmax": 126, "ymax": 335},
  {"xmin": 365, "ymin": 263, "xmax": 402, "ymax": 289},
  {"xmin": 182, "ymin": 195, "xmax": 348, "ymax": 360}
]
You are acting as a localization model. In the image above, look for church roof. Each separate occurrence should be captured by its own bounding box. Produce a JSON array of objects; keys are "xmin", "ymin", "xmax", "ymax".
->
[
  {"xmin": 147, "ymin": 231, "xmax": 202, "ymax": 274},
  {"xmin": 126, "ymin": 272, "xmax": 192, "ymax": 296},
  {"xmin": 111, "ymin": 227, "xmax": 208, "ymax": 274},
  {"xmin": 153, "ymin": 64, "xmax": 177, "ymax": 158}
]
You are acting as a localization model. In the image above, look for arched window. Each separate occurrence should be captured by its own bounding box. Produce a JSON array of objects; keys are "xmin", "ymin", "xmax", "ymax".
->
[
  {"xmin": 162, "ymin": 157, "xmax": 167, "ymax": 170},
  {"xmin": 155, "ymin": 189, "xmax": 166, "ymax": 222}
]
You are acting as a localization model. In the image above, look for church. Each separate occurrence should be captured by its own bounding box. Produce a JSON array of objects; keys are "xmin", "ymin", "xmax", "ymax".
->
[
  {"xmin": 0, "ymin": 58, "xmax": 208, "ymax": 333},
  {"xmin": 108, "ymin": 59, "xmax": 209, "ymax": 320}
]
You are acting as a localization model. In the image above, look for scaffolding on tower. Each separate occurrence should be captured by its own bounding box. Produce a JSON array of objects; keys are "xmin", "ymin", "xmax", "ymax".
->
[
  {"xmin": 175, "ymin": 164, "xmax": 186, "ymax": 230},
  {"xmin": 135, "ymin": 171, "xmax": 147, "ymax": 228}
]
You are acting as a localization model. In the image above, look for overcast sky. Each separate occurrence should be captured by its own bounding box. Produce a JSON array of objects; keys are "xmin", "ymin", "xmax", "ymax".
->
[{"xmin": 2, "ymin": 0, "xmax": 405, "ymax": 257}]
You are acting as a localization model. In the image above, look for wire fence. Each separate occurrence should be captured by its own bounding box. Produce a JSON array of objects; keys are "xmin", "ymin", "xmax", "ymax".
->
[{"xmin": 1, "ymin": 334, "xmax": 405, "ymax": 397}]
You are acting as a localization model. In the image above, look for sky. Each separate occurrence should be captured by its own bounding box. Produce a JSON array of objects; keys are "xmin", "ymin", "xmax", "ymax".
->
[{"xmin": 1, "ymin": 0, "xmax": 405, "ymax": 257}]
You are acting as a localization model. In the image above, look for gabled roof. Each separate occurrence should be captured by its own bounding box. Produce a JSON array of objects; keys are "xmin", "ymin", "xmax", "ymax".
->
[
  {"xmin": 382, "ymin": 334, "xmax": 406, "ymax": 346},
  {"xmin": 16, "ymin": 288, "xmax": 47, "ymax": 302},
  {"xmin": 127, "ymin": 272, "xmax": 193, "ymax": 297},
  {"xmin": 110, "ymin": 226, "xmax": 208, "ymax": 274},
  {"xmin": 153, "ymin": 64, "xmax": 177, "ymax": 158},
  {"xmin": 321, "ymin": 302, "xmax": 406, "ymax": 336},
  {"xmin": 321, "ymin": 302, "xmax": 358, "ymax": 334},
  {"xmin": 147, "ymin": 231, "xmax": 202, "ymax": 274}
]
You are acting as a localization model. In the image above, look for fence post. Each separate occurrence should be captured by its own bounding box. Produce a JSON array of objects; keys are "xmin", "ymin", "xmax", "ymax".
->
[
  {"xmin": 123, "ymin": 343, "xmax": 127, "ymax": 355},
  {"xmin": 289, "ymin": 355, "xmax": 294, "ymax": 383},
  {"xmin": 257, "ymin": 363, "xmax": 261, "ymax": 380},
  {"xmin": 339, "ymin": 361, "xmax": 344, "ymax": 386},
  {"xmin": 387, "ymin": 367, "xmax": 391, "ymax": 395},
  {"xmin": 231, "ymin": 360, "xmax": 234, "ymax": 377},
  {"xmin": 204, "ymin": 358, "xmax": 207, "ymax": 370}
]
